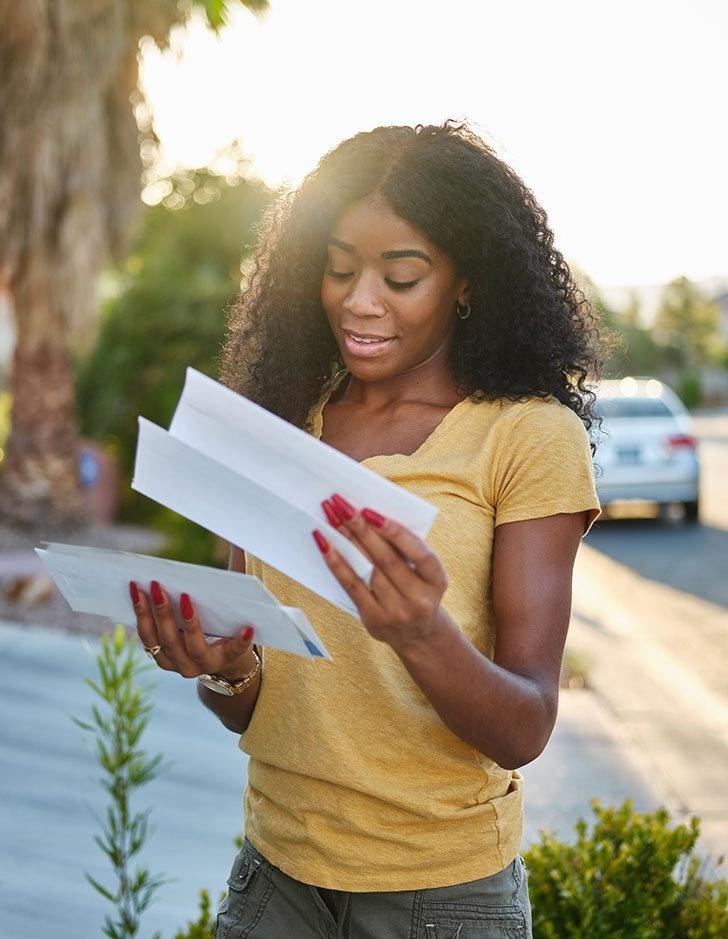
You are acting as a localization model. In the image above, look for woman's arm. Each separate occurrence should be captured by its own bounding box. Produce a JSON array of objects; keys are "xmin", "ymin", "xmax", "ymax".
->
[
  {"xmin": 196, "ymin": 545, "xmax": 262, "ymax": 734},
  {"xmin": 313, "ymin": 497, "xmax": 587, "ymax": 769},
  {"xmin": 393, "ymin": 511, "xmax": 585, "ymax": 769}
]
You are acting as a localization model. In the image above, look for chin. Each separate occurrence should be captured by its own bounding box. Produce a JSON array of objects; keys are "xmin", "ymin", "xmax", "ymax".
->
[{"xmin": 341, "ymin": 354, "xmax": 398, "ymax": 378}]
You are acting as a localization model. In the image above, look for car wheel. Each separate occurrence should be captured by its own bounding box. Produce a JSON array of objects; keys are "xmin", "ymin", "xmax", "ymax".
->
[{"xmin": 683, "ymin": 499, "xmax": 700, "ymax": 523}]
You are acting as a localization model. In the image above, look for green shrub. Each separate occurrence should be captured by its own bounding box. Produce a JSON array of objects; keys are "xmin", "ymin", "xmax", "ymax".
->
[
  {"xmin": 173, "ymin": 889, "xmax": 225, "ymax": 939},
  {"xmin": 524, "ymin": 799, "xmax": 728, "ymax": 938},
  {"xmin": 76, "ymin": 169, "xmax": 270, "ymax": 566},
  {"xmin": 679, "ymin": 372, "xmax": 703, "ymax": 410}
]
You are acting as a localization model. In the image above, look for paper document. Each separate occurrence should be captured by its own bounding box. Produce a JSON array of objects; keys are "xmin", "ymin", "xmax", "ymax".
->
[
  {"xmin": 35, "ymin": 542, "xmax": 331, "ymax": 660},
  {"xmin": 132, "ymin": 368, "xmax": 438, "ymax": 617}
]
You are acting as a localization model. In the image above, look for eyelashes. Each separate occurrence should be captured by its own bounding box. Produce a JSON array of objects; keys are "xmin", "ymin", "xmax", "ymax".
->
[{"xmin": 325, "ymin": 270, "xmax": 419, "ymax": 291}]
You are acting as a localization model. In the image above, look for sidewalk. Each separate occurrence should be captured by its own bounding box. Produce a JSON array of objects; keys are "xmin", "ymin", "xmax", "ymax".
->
[
  {"xmin": 0, "ymin": 618, "xmax": 680, "ymax": 938},
  {"xmin": 569, "ymin": 543, "xmax": 728, "ymax": 869},
  {"xmin": 0, "ymin": 522, "xmax": 165, "ymax": 632},
  {"xmin": 522, "ymin": 687, "xmax": 661, "ymax": 848}
]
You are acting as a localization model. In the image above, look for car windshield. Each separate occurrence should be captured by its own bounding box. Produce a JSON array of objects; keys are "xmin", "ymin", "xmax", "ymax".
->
[{"xmin": 595, "ymin": 397, "xmax": 675, "ymax": 419}]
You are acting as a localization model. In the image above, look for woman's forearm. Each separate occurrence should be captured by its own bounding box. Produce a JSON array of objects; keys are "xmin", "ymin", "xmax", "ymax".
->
[
  {"xmin": 394, "ymin": 611, "xmax": 556, "ymax": 769},
  {"xmin": 195, "ymin": 647, "xmax": 262, "ymax": 734}
]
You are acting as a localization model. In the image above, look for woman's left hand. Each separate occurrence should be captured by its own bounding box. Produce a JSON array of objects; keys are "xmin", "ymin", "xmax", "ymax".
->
[{"xmin": 313, "ymin": 493, "xmax": 449, "ymax": 651}]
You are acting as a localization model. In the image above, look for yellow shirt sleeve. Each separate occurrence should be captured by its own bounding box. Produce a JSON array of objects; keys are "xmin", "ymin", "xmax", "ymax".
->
[{"xmin": 490, "ymin": 396, "xmax": 602, "ymax": 536}]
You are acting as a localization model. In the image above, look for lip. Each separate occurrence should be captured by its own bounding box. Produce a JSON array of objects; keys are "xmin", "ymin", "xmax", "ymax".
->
[{"xmin": 342, "ymin": 329, "xmax": 397, "ymax": 357}]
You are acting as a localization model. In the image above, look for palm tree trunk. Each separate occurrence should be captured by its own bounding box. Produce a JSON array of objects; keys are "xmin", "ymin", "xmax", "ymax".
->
[
  {"xmin": 0, "ymin": 255, "xmax": 87, "ymax": 526},
  {"xmin": 0, "ymin": 0, "xmax": 267, "ymax": 527}
]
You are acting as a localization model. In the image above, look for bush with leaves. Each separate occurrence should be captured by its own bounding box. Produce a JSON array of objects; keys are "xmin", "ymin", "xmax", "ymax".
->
[
  {"xmin": 74, "ymin": 625, "xmax": 168, "ymax": 939},
  {"xmin": 524, "ymin": 799, "xmax": 728, "ymax": 938},
  {"xmin": 76, "ymin": 168, "xmax": 270, "ymax": 565}
]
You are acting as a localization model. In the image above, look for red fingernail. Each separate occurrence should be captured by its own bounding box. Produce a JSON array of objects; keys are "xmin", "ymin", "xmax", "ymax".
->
[
  {"xmin": 322, "ymin": 499, "xmax": 343, "ymax": 528},
  {"xmin": 362, "ymin": 508, "xmax": 386, "ymax": 528},
  {"xmin": 150, "ymin": 580, "xmax": 164, "ymax": 605},
  {"xmin": 180, "ymin": 592, "xmax": 194, "ymax": 620},
  {"xmin": 312, "ymin": 530, "xmax": 330, "ymax": 553},
  {"xmin": 129, "ymin": 581, "xmax": 140, "ymax": 605},
  {"xmin": 331, "ymin": 493, "xmax": 355, "ymax": 521},
  {"xmin": 242, "ymin": 626, "xmax": 254, "ymax": 641}
]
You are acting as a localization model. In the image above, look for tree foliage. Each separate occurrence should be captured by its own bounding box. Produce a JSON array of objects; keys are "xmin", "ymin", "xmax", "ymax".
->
[
  {"xmin": 654, "ymin": 276, "xmax": 723, "ymax": 367},
  {"xmin": 76, "ymin": 168, "xmax": 270, "ymax": 562}
]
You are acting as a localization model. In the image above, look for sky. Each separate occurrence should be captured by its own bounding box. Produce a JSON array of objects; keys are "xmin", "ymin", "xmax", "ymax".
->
[{"xmin": 139, "ymin": 0, "xmax": 727, "ymax": 291}]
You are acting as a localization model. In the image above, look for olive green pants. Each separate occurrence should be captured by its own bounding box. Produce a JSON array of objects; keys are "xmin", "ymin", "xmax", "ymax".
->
[{"xmin": 215, "ymin": 837, "xmax": 533, "ymax": 938}]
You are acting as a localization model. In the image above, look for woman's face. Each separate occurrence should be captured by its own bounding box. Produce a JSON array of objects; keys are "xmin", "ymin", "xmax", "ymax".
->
[{"xmin": 320, "ymin": 196, "xmax": 469, "ymax": 380}]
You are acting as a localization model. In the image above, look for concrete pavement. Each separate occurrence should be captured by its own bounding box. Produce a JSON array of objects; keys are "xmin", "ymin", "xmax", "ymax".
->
[
  {"xmin": 0, "ymin": 619, "xmax": 663, "ymax": 939},
  {"xmin": 0, "ymin": 621, "xmax": 245, "ymax": 939},
  {"xmin": 564, "ymin": 411, "xmax": 728, "ymax": 873},
  {"xmin": 569, "ymin": 544, "xmax": 728, "ymax": 873}
]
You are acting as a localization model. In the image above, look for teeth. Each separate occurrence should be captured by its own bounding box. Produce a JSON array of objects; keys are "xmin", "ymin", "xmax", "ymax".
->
[{"xmin": 349, "ymin": 334, "xmax": 389, "ymax": 344}]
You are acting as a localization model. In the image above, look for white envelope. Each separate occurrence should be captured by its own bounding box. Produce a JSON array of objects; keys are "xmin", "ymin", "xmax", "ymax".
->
[
  {"xmin": 132, "ymin": 368, "xmax": 438, "ymax": 618},
  {"xmin": 35, "ymin": 542, "xmax": 330, "ymax": 660}
]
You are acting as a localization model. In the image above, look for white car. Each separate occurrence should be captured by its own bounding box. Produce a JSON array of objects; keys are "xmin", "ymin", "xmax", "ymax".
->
[{"xmin": 592, "ymin": 377, "xmax": 701, "ymax": 522}]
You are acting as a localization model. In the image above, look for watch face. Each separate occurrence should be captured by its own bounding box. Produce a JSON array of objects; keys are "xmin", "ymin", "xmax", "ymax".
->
[{"xmin": 199, "ymin": 676, "xmax": 234, "ymax": 696}]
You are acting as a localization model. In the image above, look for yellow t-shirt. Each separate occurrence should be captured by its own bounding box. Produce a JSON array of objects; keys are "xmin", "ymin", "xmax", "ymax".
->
[{"xmin": 240, "ymin": 376, "xmax": 601, "ymax": 891}]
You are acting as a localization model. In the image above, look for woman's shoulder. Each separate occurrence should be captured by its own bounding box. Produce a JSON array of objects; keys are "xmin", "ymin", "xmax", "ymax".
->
[
  {"xmin": 466, "ymin": 394, "xmax": 595, "ymax": 488},
  {"xmin": 468, "ymin": 391, "xmax": 588, "ymax": 438}
]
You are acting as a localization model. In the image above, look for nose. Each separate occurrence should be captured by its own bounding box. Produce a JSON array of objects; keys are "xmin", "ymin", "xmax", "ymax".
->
[{"xmin": 341, "ymin": 271, "xmax": 386, "ymax": 317}]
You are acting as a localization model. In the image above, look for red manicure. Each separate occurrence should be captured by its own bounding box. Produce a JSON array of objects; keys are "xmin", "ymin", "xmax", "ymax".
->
[
  {"xmin": 362, "ymin": 508, "xmax": 386, "ymax": 528},
  {"xmin": 242, "ymin": 626, "xmax": 254, "ymax": 641},
  {"xmin": 129, "ymin": 581, "xmax": 140, "ymax": 605},
  {"xmin": 322, "ymin": 499, "xmax": 343, "ymax": 528},
  {"xmin": 331, "ymin": 493, "xmax": 355, "ymax": 521},
  {"xmin": 180, "ymin": 592, "xmax": 194, "ymax": 620},
  {"xmin": 312, "ymin": 530, "xmax": 330, "ymax": 553},
  {"xmin": 150, "ymin": 580, "xmax": 164, "ymax": 606}
]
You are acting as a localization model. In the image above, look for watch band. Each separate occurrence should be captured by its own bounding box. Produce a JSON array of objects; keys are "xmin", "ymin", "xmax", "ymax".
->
[{"xmin": 198, "ymin": 649, "xmax": 261, "ymax": 696}]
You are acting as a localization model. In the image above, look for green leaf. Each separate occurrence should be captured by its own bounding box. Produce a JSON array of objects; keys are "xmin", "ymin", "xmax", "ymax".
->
[{"xmin": 85, "ymin": 873, "xmax": 117, "ymax": 903}]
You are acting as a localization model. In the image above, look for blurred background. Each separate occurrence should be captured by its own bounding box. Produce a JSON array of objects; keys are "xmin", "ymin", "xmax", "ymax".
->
[{"xmin": 1, "ymin": 1, "xmax": 727, "ymax": 936}]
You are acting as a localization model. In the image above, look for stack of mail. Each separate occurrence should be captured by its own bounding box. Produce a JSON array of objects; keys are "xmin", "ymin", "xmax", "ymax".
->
[
  {"xmin": 133, "ymin": 368, "xmax": 438, "ymax": 615},
  {"xmin": 37, "ymin": 368, "xmax": 439, "ymax": 659},
  {"xmin": 36, "ymin": 542, "xmax": 330, "ymax": 660}
]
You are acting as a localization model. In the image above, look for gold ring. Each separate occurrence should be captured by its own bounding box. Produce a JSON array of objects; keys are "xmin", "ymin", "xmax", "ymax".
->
[{"xmin": 144, "ymin": 644, "xmax": 163, "ymax": 659}]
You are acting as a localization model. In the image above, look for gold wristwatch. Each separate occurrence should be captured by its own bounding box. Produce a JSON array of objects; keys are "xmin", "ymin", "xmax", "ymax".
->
[{"xmin": 198, "ymin": 649, "xmax": 261, "ymax": 696}]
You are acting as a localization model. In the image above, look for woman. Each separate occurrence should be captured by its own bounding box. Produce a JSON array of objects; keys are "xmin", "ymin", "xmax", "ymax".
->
[{"xmin": 131, "ymin": 120, "xmax": 605, "ymax": 938}]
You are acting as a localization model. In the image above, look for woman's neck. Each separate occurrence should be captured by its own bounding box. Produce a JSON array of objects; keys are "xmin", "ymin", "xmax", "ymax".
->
[{"xmin": 335, "ymin": 342, "xmax": 462, "ymax": 411}]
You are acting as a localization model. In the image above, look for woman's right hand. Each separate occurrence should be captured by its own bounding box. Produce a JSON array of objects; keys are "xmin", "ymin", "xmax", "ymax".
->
[{"xmin": 130, "ymin": 579, "xmax": 257, "ymax": 681}]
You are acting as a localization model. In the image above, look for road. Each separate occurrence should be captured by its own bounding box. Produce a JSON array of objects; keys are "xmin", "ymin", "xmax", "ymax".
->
[{"xmin": 569, "ymin": 411, "xmax": 728, "ymax": 869}]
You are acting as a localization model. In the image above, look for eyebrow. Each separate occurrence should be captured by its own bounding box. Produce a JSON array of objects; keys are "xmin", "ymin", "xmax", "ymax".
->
[{"xmin": 327, "ymin": 237, "xmax": 432, "ymax": 265}]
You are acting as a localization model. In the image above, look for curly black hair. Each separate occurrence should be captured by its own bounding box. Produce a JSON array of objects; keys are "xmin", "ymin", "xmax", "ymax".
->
[{"xmin": 221, "ymin": 120, "xmax": 607, "ymax": 453}]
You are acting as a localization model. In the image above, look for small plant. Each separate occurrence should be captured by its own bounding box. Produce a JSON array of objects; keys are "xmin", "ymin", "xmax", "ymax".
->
[
  {"xmin": 74, "ymin": 625, "xmax": 168, "ymax": 939},
  {"xmin": 172, "ymin": 889, "xmax": 226, "ymax": 939},
  {"xmin": 524, "ymin": 799, "xmax": 728, "ymax": 938}
]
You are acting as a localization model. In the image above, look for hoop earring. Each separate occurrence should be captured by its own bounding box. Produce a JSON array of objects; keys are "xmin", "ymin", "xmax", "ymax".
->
[{"xmin": 456, "ymin": 302, "xmax": 471, "ymax": 320}]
